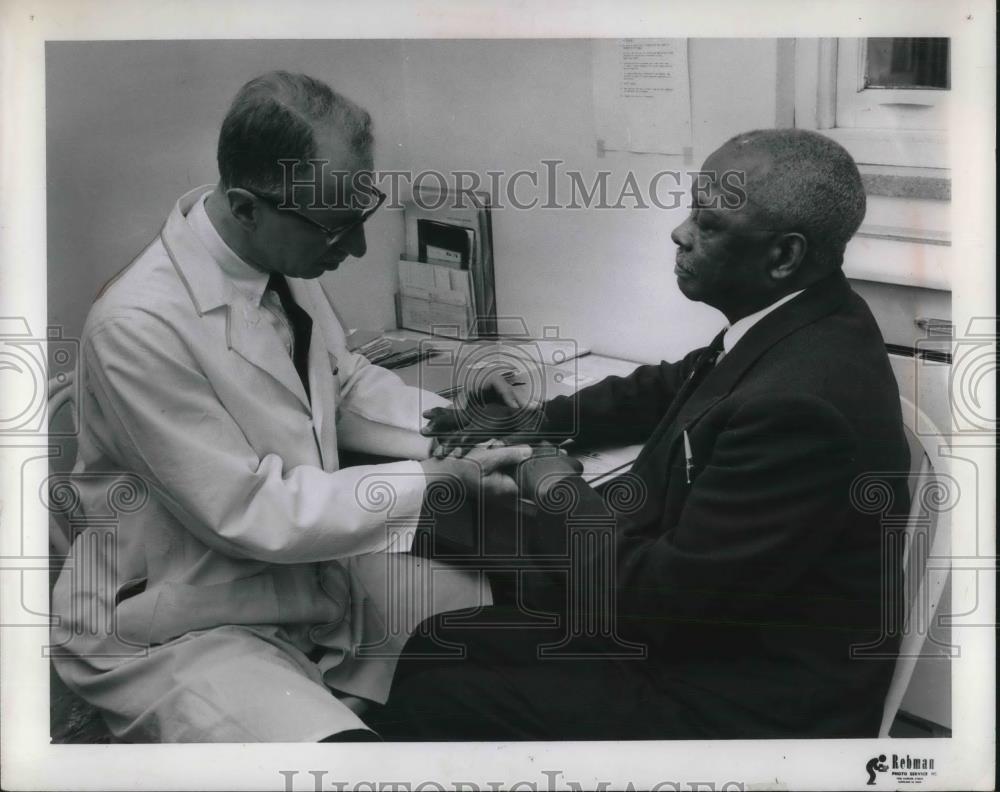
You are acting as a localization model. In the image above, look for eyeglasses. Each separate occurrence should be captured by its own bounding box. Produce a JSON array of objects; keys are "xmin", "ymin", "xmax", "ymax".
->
[{"xmin": 245, "ymin": 186, "xmax": 387, "ymax": 248}]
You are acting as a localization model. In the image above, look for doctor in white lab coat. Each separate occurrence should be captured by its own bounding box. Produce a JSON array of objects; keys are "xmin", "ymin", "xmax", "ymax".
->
[{"xmin": 50, "ymin": 71, "xmax": 527, "ymax": 742}]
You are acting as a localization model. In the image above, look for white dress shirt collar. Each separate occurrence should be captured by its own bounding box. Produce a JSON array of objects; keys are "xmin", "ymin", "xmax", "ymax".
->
[
  {"xmin": 186, "ymin": 192, "xmax": 269, "ymax": 307},
  {"xmin": 722, "ymin": 289, "xmax": 805, "ymax": 355}
]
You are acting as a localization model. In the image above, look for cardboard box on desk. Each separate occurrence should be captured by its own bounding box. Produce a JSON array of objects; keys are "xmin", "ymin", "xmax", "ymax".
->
[
  {"xmin": 402, "ymin": 186, "xmax": 496, "ymax": 336},
  {"xmin": 397, "ymin": 257, "xmax": 474, "ymax": 339}
]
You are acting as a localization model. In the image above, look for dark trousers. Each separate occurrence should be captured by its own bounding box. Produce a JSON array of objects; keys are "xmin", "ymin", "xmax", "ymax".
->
[
  {"xmin": 374, "ymin": 492, "xmax": 713, "ymax": 741},
  {"xmin": 370, "ymin": 605, "xmax": 708, "ymax": 741}
]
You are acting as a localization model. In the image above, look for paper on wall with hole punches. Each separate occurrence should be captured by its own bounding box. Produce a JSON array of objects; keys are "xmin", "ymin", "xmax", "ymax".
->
[{"xmin": 593, "ymin": 38, "xmax": 692, "ymax": 155}]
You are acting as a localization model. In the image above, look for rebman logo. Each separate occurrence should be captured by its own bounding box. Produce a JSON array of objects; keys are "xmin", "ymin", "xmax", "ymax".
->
[{"xmin": 865, "ymin": 752, "xmax": 938, "ymax": 785}]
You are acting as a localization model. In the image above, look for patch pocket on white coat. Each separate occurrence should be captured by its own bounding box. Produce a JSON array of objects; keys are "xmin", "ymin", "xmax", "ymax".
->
[{"xmin": 115, "ymin": 577, "xmax": 148, "ymax": 605}]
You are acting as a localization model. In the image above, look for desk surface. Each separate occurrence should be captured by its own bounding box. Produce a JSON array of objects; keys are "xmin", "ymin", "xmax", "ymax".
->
[{"xmin": 385, "ymin": 332, "xmax": 643, "ymax": 484}]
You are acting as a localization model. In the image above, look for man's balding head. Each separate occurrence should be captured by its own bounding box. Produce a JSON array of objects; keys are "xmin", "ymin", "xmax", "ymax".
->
[
  {"xmin": 671, "ymin": 129, "xmax": 866, "ymax": 322},
  {"xmin": 206, "ymin": 72, "xmax": 377, "ymax": 279},
  {"xmin": 216, "ymin": 70, "xmax": 374, "ymax": 195},
  {"xmin": 710, "ymin": 128, "xmax": 867, "ymax": 271}
]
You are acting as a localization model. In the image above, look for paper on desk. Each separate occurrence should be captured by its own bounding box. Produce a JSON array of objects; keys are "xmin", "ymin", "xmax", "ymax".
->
[
  {"xmin": 575, "ymin": 443, "xmax": 646, "ymax": 485},
  {"xmin": 554, "ymin": 372, "xmax": 597, "ymax": 387}
]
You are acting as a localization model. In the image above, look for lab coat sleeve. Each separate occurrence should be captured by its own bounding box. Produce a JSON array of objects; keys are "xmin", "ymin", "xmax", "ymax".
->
[
  {"xmin": 84, "ymin": 315, "xmax": 429, "ymax": 564},
  {"xmin": 334, "ymin": 345, "xmax": 451, "ymax": 460}
]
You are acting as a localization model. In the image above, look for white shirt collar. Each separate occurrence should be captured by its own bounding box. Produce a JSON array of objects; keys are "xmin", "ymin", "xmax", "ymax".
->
[
  {"xmin": 186, "ymin": 192, "xmax": 270, "ymax": 306},
  {"xmin": 722, "ymin": 290, "xmax": 805, "ymax": 355}
]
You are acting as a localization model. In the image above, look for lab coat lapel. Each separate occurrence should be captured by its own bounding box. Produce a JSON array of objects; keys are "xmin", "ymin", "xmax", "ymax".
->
[
  {"xmin": 226, "ymin": 300, "xmax": 312, "ymax": 411},
  {"xmin": 162, "ymin": 185, "xmax": 312, "ymax": 412}
]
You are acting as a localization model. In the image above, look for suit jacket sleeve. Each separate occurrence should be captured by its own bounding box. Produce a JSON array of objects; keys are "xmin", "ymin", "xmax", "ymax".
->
[
  {"xmin": 526, "ymin": 393, "xmax": 859, "ymax": 634},
  {"xmin": 542, "ymin": 347, "xmax": 706, "ymax": 448},
  {"xmin": 84, "ymin": 314, "xmax": 432, "ymax": 564}
]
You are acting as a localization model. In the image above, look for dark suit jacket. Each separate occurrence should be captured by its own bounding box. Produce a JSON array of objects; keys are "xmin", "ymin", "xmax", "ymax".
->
[{"xmin": 528, "ymin": 270, "xmax": 910, "ymax": 738}]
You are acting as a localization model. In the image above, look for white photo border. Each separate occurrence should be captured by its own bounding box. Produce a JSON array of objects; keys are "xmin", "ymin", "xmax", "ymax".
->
[{"xmin": 1, "ymin": 1, "xmax": 994, "ymax": 790}]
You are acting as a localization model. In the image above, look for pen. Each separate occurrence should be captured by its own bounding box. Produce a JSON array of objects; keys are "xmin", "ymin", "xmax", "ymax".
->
[
  {"xmin": 501, "ymin": 369, "xmax": 526, "ymax": 387},
  {"xmin": 683, "ymin": 429, "xmax": 694, "ymax": 484}
]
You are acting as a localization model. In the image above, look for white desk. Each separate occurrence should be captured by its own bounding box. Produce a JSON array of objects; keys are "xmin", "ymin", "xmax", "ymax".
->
[{"xmin": 534, "ymin": 354, "xmax": 645, "ymax": 485}]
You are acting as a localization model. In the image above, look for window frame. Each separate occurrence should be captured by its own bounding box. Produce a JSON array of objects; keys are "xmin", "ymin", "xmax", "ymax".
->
[{"xmin": 793, "ymin": 38, "xmax": 949, "ymax": 170}]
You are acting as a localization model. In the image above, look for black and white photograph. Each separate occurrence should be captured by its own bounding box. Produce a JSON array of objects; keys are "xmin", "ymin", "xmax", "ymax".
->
[{"xmin": 0, "ymin": 1, "xmax": 994, "ymax": 790}]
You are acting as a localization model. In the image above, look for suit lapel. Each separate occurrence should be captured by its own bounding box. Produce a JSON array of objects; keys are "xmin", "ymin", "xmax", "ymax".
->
[
  {"xmin": 647, "ymin": 271, "xmax": 854, "ymax": 467},
  {"xmin": 631, "ymin": 330, "xmax": 725, "ymax": 471}
]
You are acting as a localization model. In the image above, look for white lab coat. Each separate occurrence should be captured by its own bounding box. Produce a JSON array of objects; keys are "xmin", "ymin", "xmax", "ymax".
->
[{"xmin": 51, "ymin": 186, "xmax": 490, "ymax": 742}]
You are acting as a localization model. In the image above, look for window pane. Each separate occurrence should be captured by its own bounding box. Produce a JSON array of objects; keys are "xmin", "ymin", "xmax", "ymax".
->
[{"xmin": 865, "ymin": 38, "xmax": 950, "ymax": 90}]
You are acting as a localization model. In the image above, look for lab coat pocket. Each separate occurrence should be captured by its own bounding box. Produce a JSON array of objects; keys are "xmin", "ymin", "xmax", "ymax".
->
[
  {"xmin": 114, "ymin": 576, "xmax": 148, "ymax": 606},
  {"xmin": 135, "ymin": 576, "xmax": 277, "ymax": 646},
  {"xmin": 119, "ymin": 566, "xmax": 347, "ymax": 648},
  {"xmin": 115, "ymin": 582, "xmax": 158, "ymax": 646}
]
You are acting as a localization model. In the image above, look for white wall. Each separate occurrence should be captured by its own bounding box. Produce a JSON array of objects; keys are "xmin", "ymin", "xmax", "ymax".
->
[
  {"xmin": 399, "ymin": 38, "xmax": 780, "ymax": 362},
  {"xmin": 46, "ymin": 39, "xmax": 409, "ymax": 339},
  {"xmin": 47, "ymin": 38, "xmax": 781, "ymax": 363}
]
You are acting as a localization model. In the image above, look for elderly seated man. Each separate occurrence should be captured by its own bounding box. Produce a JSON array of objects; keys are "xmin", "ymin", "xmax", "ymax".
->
[{"xmin": 378, "ymin": 128, "xmax": 910, "ymax": 740}]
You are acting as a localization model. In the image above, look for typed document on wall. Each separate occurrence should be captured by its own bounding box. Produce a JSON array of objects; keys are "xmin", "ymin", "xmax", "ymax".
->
[{"xmin": 593, "ymin": 38, "xmax": 692, "ymax": 155}]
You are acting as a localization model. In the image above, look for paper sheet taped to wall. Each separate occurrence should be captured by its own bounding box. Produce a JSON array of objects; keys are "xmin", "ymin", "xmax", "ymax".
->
[{"xmin": 593, "ymin": 38, "xmax": 692, "ymax": 155}]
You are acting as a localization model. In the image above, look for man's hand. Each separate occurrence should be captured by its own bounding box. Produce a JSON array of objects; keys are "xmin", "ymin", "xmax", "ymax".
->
[
  {"xmin": 517, "ymin": 443, "xmax": 584, "ymax": 504},
  {"xmin": 474, "ymin": 369, "xmax": 530, "ymax": 411},
  {"xmin": 420, "ymin": 444, "xmax": 534, "ymax": 499},
  {"xmin": 422, "ymin": 402, "xmax": 548, "ymax": 458},
  {"xmin": 421, "ymin": 368, "xmax": 537, "ymax": 457}
]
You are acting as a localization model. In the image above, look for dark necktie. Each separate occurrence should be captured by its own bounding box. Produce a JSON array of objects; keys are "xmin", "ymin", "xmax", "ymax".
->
[
  {"xmin": 631, "ymin": 331, "xmax": 726, "ymax": 472},
  {"xmin": 266, "ymin": 273, "xmax": 313, "ymax": 402},
  {"xmin": 673, "ymin": 330, "xmax": 726, "ymax": 409}
]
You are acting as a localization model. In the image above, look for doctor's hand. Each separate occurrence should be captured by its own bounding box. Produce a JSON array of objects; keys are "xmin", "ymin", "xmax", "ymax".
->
[
  {"xmin": 420, "ymin": 444, "xmax": 534, "ymax": 499},
  {"xmin": 422, "ymin": 402, "xmax": 549, "ymax": 459}
]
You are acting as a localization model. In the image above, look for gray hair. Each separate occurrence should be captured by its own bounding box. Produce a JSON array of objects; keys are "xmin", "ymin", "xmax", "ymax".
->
[
  {"xmin": 216, "ymin": 70, "xmax": 373, "ymax": 195},
  {"xmin": 722, "ymin": 128, "xmax": 867, "ymax": 269}
]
